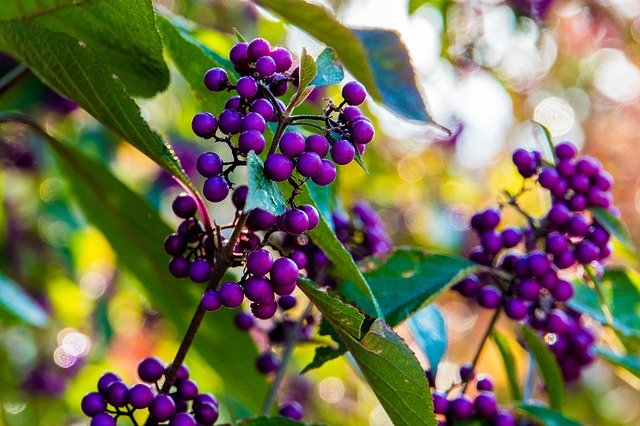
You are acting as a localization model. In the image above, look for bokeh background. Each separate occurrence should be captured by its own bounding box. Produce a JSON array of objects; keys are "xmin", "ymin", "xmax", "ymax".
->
[{"xmin": 0, "ymin": 0, "xmax": 639, "ymax": 424}]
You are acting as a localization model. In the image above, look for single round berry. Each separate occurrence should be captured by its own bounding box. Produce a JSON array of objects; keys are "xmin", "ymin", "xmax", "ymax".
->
[
  {"xmin": 516, "ymin": 278, "xmax": 541, "ymax": 301},
  {"xmin": 296, "ymin": 151, "xmax": 322, "ymax": 177},
  {"xmin": 501, "ymin": 227, "xmax": 522, "ymax": 248},
  {"xmin": 232, "ymin": 185, "xmax": 248, "ymax": 210},
  {"xmin": 192, "ymin": 112, "xmax": 217, "ymax": 138},
  {"xmin": 218, "ymin": 109, "xmax": 243, "ymax": 135},
  {"xmin": 236, "ymin": 76, "xmax": 258, "ymax": 98},
  {"xmin": 138, "ymin": 357, "xmax": 165, "ymax": 383},
  {"xmin": 169, "ymin": 256, "xmax": 189, "ymax": 278},
  {"xmin": 538, "ymin": 167, "xmax": 560, "ymax": 189},
  {"xmin": 105, "ymin": 380, "xmax": 128, "ymax": 407},
  {"xmin": 270, "ymin": 257, "xmax": 299, "ymax": 288},
  {"xmin": 251, "ymin": 98, "xmax": 275, "ymax": 121},
  {"xmin": 575, "ymin": 240, "xmax": 599, "ymax": 264},
  {"xmin": 203, "ymin": 176, "xmax": 229, "ymax": 202},
  {"xmin": 270, "ymin": 47, "xmax": 293, "ymax": 72},
  {"xmin": 247, "ymin": 249, "xmax": 274, "ymax": 276},
  {"xmin": 235, "ymin": 311, "xmax": 255, "ymax": 330},
  {"xmin": 81, "ymin": 392, "xmax": 106, "ymax": 416},
  {"xmin": 177, "ymin": 379, "xmax": 199, "ymax": 400},
  {"xmin": 432, "ymin": 391, "xmax": 449, "ymax": 415},
  {"xmin": 504, "ymin": 298, "xmax": 528, "ymax": 320},
  {"xmin": 128, "ymin": 384, "xmax": 154, "ymax": 409},
  {"xmin": 280, "ymin": 132, "xmax": 306, "ymax": 158},
  {"xmin": 172, "ymin": 195, "xmax": 197, "ymax": 218},
  {"xmin": 247, "ymin": 208, "xmax": 277, "ymax": 231},
  {"xmin": 455, "ymin": 275, "xmax": 481, "ymax": 297},
  {"xmin": 449, "ymin": 395, "xmax": 474, "ymax": 420},
  {"xmin": 256, "ymin": 351, "xmax": 280, "ymax": 374},
  {"xmin": 244, "ymin": 276, "xmax": 275, "ymax": 304},
  {"xmin": 470, "ymin": 208, "xmax": 501, "ymax": 231},
  {"xmin": 204, "ymin": 67, "xmax": 229, "ymax": 91},
  {"xmin": 248, "ymin": 38, "xmax": 271, "ymax": 61},
  {"xmin": 284, "ymin": 209, "xmax": 309, "ymax": 235},
  {"xmin": 300, "ymin": 204, "xmax": 319, "ymax": 230},
  {"xmin": 201, "ymin": 290, "xmax": 222, "ymax": 311},
  {"xmin": 91, "ymin": 413, "xmax": 116, "ymax": 426},
  {"xmin": 477, "ymin": 285, "xmax": 502, "ymax": 309},
  {"xmin": 474, "ymin": 391, "xmax": 498, "ymax": 417},
  {"xmin": 219, "ymin": 282, "xmax": 244, "ymax": 308},
  {"xmin": 188, "ymin": 259, "xmax": 212, "ymax": 283},
  {"xmin": 289, "ymin": 250, "xmax": 308, "ymax": 269},
  {"xmin": 279, "ymin": 401, "xmax": 304, "ymax": 421},
  {"xmin": 476, "ymin": 375, "xmax": 494, "ymax": 391},
  {"xmin": 264, "ymin": 153, "xmax": 294, "ymax": 181},
  {"xmin": 251, "ymin": 301, "xmax": 279, "ymax": 319},
  {"xmin": 342, "ymin": 81, "xmax": 367, "ymax": 105},
  {"xmin": 331, "ymin": 139, "xmax": 356, "ymax": 165},
  {"xmin": 238, "ymin": 130, "xmax": 266, "ymax": 155},
  {"xmin": 256, "ymin": 56, "xmax": 277, "ymax": 78},
  {"xmin": 229, "ymin": 42, "xmax": 249, "ymax": 65},
  {"xmin": 169, "ymin": 412, "xmax": 196, "ymax": 426},
  {"xmin": 225, "ymin": 95, "xmax": 241, "ymax": 110},
  {"xmin": 97, "ymin": 372, "xmax": 121, "ymax": 395},
  {"xmin": 278, "ymin": 295, "xmax": 297, "ymax": 310},
  {"xmin": 269, "ymin": 73, "xmax": 289, "ymax": 96},
  {"xmin": 459, "ymin": 363, "xmax": 475, "ymax": 381},
  {"xmin": 164, "ymin": 234, "xmax": 186, "ymax": 256},
  {"xmin": 305, "ymin": 134, "xmax": 329, "ymax": 157},
  {"xmin": 494, "ymin": 410, "xmax": 517, "ymax": 426},
  {"xmin": 197, "ymin": 152, "xmax": 223, "ymax": 177},
  {"xmin": 555, "ymin": 142, "xmax": 577, "ymax": 160},
  {"xmin": 341, "ymin": 105, "xmax": 363, "ymax": 122},
  {"xmin": 195, "ymin": 401, "xmax": 220, "ymax": 424},
  {"xmin": 351, "ymin": 119, "xmax": 375, "ymax": 144},
  {"xmin": 312, "ymin": 160, "xmax": 337, "ymax": 186}
]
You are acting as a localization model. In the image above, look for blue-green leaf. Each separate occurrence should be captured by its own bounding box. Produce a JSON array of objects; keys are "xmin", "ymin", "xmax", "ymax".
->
[
  {"xmin": 515, "ymin": 403, "xmax": 580, "ymax": 426},
  {"xmin": 0, "ymin": 272, "xmax": 48, "ymax": 327},
  {"xmin": 407, "ymin": 305, "xmax": 447, "ymax": 375},
  {"xmin": 591, "ymin": 208, "xmax": 636, "ymax": 257},
  {"xmin": 491, "ymin": 330, "xmax": 522, "ymax": 401},
  {"xmin": 311, "ymin": 48, "xmax": 344, "ymax": 87},
  {"xmin": 596, "ymin": 346, "xmax": 640, "ymax": 378},
  {"xmin": 245, "ymin": 151, "xmax": 287, "ymax": 215}
]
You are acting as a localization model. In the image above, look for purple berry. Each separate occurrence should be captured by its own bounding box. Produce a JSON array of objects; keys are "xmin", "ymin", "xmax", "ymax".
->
[
  {"xmin": 247, "ymin": 249, "xmax": 274, "ymax": 276},
  {"xmin": 172, "ymin": 194, "xmax": 197, "ymax": 218},
  {"xmin": 203, "ymin": 176, "xmax": 229, "ymax": 202},
  {"xmin": 477, "ymin": 285, "xmax": 502, "ymax": 309},
  {"xmin": 481, "ymin": 230, "xmax": 503, "ymax": 254},
  {"xmin": 247, "ymin": 208, "xmax": 277, "ymax": 231},
  {"xmin": 236, "ymin": 76, "xmax": 258, "ymax": 98},
  {"xmin": 214, "ymin": 282, "xmax": 243, "ymax": 309},
  {"xmin": 342, "ymin": 81, "xmax": 367, "ymax": 106},
  {"xmin": 192, "ymin": 112, "xmax": 217, "ymax": 138},
  {"xmin": 201, "ymin": 290, "xmax": 222, "ymax": 311},
  {"xmin": 264, "ymin": 153, "xmax": 294, "ymax": 181},
  {"xmin": 289, "ymin": 250, "xmax": 308, "ymax": 269},
  {"xmin": 279, "ymin": 401, "xmax": 304, "ymax": 421},
  {"xmin": 471, "ymin": 208, "xmax": 501, "ymax": 231},
  {"xmin": 204, "ymin": 67, "xmax": 229, "ymax": 91},
  {"xmin": 555, "ymin": 142, "xmax": 577, "ymax": 160},
  {"xmin": 105, "ymin": 381, "xmax": 128, "ymax": 407},
  {"xmin": 232, "ymin": 185, "xmax": 248, "ymax": 210},
  {"xmin": 331, "ymin": 139, "xmax": 356, "ymax": 165},
  {"xmin": 129, "ymin": 384, "xmax": 154, "ymax": 409},
  {"xmin": 305, "ymin": 134, "xmax": 329, "ymax": 157},
  {"xmin": 188, "ymin": 259, "xmax": 212, "ymax": 283},
  {"xmin": 234, "ymin": 311, "xmax": 255, "ymax": 330},
  {"xmin": 250, "ymin": 98, "xmax": 275, "ymax": 121},
  {"xmin": 494, "ymin": 410, "xmax": 517, "ymax": 426},
  {"xmin": 459, "ymin": 363, "xmax": 475, "ymax": 381},
  {"xmin": 248, "ymin": 38, "xmax": 271, "ymax": 61},
  {"xmin": 244, "ymin": 276, "xmax": 275, "ymax": 304},
  {"xmin": 251, "ymin": 301, "xmax": 279, "ymax": 319},
  {"xmin": 300, "ymin": 204, "xmax": 319, "ymax": 230},
  {"xmin": 556, "ymin": 159, "xmax": 576, "ymax": 177},
  {"xmin": 280, "ymin": 132, "xmax": 306, "ymax": 158},
  {"xmin": 81, "ymin": 392, "xmax": 106, "ymax": 416},
  {"xmin": 169, "ymin": 256, "xmax": 189, "ymax": 278},
  {"xmin": 177, "ymin": 379, "xmax": 199, "ymax": 400},
  {"xmin": 270, "ymin": 257, "xmax": 299, "ymax": 288},
  {"xmin": 91, "ymin": 413, "xmax": 116, "ymax": 426},
  {"xmin": 449, "ymin": 395, "xmax": 474, "ymax": 420},
  {"xmin": 351, "ymin": 119, "xmax": 375, "ymax": 144},
  {"xmin": 284, "ymin": 209, "xmax": 309, "ymax": 235},
  {"xmin": 256, "ymin": 351, "xmax": 280, "ymax": 374},
  {"xmin": 97, "ymin": 372, "xmax": 121, "ymax": 395},
  {"xmin": 504, "ymin": 298, "xmax": 528, "ymax": 320},
  {"xmin": 474, "ymin": 392, "xmax": 497, "ymax": 417},
  {"xmin": 567, "ymin": 215, "xmax": 590, "ymax": 237},
  {"xmin": 270, "ymin": 47, "xmax": 293, "ymax": 72},
  {"xmin": 242, "ymin": 112, "xmax": 267, "ymax": 133},
  {"xmin": 575, "ymin": 240, "xmax": 599, "ymax": 263},
  {"xmin": 296, "ymin": 151, "xmax": 322, "ymax": 177},
  {"xmin": 501, "ymin": 227, "xmax": 522, "ymax": 248},
  {"xmin": 138, "ymin": 357, "xmax": 165, "ymax": 383},
  {"xmin": 552, "ymin": 279, "xmax": 574, "ymax": 302},
  {"xmin": 269, "ymin": 73, "xmax": 289, "ymax": 96},
  {"xmin": 312, "ymin": 159, "xmax": 337, "ymax": 186},
  {"xmin": 278, "ymin": 295, "xmax": 297, "ymax": 310},
  {"xmin": 225, "ymin": 95, "xmax": 241, "ymax": 111},
  {"xmin": 218, "ymin": 109, "xmax": 243, "ymax": 135},
  {"xmin": 476, "ymin": 375, "xmax": 494, "ymax": 391},
  {"xmin": 547, "ymin": 203, "xmax": 571, "ymax": 227},
  {"xmin": 545, "ymin": 232, "xmax": 568, "ymax": 255},
  {"xmin": 433, "ymin": 391, "xmax": 449, "ymax": 414},
  {"xmin": 197, "ymin": 152, "xmax": 223, "ymax": 177},
  {"xmin": 239, "ymin": 130, "xmax": 266, "ymax": 155},
  {"xmin": 341, "ymin": 105, "xmax": 363, "ymax": 122},
  {"xmin": 194, "ymin": 401, "xmax": 219, "ymax": 424},
  {"xmin": 256, "ymin": 56, "xmax": 277, "ymax": 78},
  {"xmin": 164, "ymin": 234, "xmax": 186, "ymax": 256},
  {"xmin": 229, "ymin": 42, "xmax": 249, "ymax": 65},
  {"xmin": 538, "ymin": 167, "xmax": 560, "ymax": 189}
]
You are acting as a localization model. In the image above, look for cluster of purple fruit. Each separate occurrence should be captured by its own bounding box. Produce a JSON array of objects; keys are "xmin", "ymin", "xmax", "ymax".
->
[
  {"xmin": 282, "ymin": 200, "xmax": 393, "ymax": 288},
  {"xmin": 190, "ymin": 37, "xmax": 374, "ymax": 190},
  {"xmin": 430, "ymin": 369, "xmax": 518, "ymax": 426},
  {"xmin": 454, "ymin": 142, "xmax": 615, "ymax": 381},
  {"xmin": 81, "ymin": 357, "xmax": 218, "ymax": 425}
]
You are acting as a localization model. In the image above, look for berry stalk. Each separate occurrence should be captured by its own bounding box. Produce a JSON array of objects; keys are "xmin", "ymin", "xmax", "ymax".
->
[
  {"xmin": 0, "ymin": 62, "xmax": 30, "ymax": 98},
  {"xmin": 460, "ymin": 308, "xmax": 501, "ymax": 394}
]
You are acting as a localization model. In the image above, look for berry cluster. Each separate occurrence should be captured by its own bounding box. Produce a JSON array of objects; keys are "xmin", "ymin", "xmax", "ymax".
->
[
  {"xmin": 430, "ymin": 368, "xmax": 517, "ymax": 426},
  {"xmin": 454, "ymin": 142, "xmax": 614, "ymax": 381},
  {"xmin": 81, "ymin": 357, "xmax": 218, "ymax": 426}
]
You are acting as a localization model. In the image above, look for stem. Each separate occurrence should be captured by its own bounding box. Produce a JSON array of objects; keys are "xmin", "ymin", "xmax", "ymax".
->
[
  {"xmin": 0, "ymin": 63, "xmax": 30, "ymax": 98},
  {"xmin": 584, "ymin": 266, "xmax": 615, "ymax": 326},
  {"xmin": 267, "ymin": 114, "xmax": 289, "ymax": 156},
  {"xmin": 261, "ymin": 302, "xmax": 313, "ymax": 415},
  {"xmin": 289, "ymin": 114, "xmax": 327, "ymax": 122},
  {"xmin": 461, "ymin": 308, "xmax": 501, "ymax": 394},
  {"xmin": 523, "ymin": 353, "xmax": 536, "ymax": 401}
]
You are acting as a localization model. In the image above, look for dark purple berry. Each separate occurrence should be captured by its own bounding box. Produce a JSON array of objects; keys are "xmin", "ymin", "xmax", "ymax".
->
[
  {"xmin": 192, "ymin": 112, "xmax": 217, "ymax": 138},
  {"xmin": 331, "ymin": 139, "xmax": 355, "ymax": 165},
  {"xmin": 197, "ymin": 152, "xmax": 223, "ymax": 177},
  {"xmin": 105, "ymin": 381, "xmax": 128, "ymax": 407},
  {"xmin": 203, "ymin": 176, "xmax": 229, "ymax": 202},
  {"xmin": 449, "ymin": 395, "xmax": 474, "ymax": 420},
  {"xmin": 459, "ymin": 363, "xmax": 474, "ymax": 381},
  {"xmin": 299, "ymin": 204, "xmax": 319, "ymax": 230},
  {"xmin": 341, "ymin": 105, "xmax": 363, "ymax": 122},
  {"xmin": 164, "ymin": 234, "xmax": 186, "ymax": 256},
  {"xmin": 218, "ymin": 109, "xmax": 243, "ymax": 135},
  {"xmin": 432, "ymin": 391, "xmax": 448, "ymax": 415},
  {"xmin": 177, "ymin": 379, "xmax": 199, "ymax": 400},
  {"xmin": 81, "ymin": 392, "xmax": 106, "ymax": 416},
  {"xmin": 242, "ymin": 112, "xmax": 267, "ymax": 132},
  {"xmin": 342, "ymin": 81, "xmax": 367, "ymax": 106},
  {"xmin": 474, "ymin": 391, "xmax": 497, "ymax": 417},
  {"xmin": 194, "ymin": 401, "xmax": 219, "ymax": 424},
  {"xmin": 270, "ymin": 257, "xmax": 299, "ymax": 288},
  {"xmin": 477, "ymin": 285, "xmax": 502, "ymax": 309},
  {"xmin": 279, "ymin": 401, "xmax": 304, "ymax": 421},
  {"xmin": 201, "ymin": 290, "xmax": 222, "ymax": 311},
  {"xmin": 278, "ymin": 295, "xmax": 297, "ymax": 310},
  {"xmin": 219, "ymin": 282, "xmax": 244, "ymax": 308},
  {"xmin": 312, "ymin": 159, "xmax": 336, "ymax": 186},
  {"xmin": 138, "ymin": 357, "xmax": 165, "ymax": 383},
  {"xmin": 91, "ymin": 413, "xmax": 116, "ymax": 426},
  {"xmin": 284, "ymin": 209, "xmax": 309, "ymax": 235},
  {"xmin": 567, "ymin": 215, "xmax": 590, "ymax": 237},
  {"xmin": 244, "ymin": 276, "xmax": 275, "ymax": 304},
  {"xmin": 129, "ymin": 384, "xmax": 154, "ymax": 409},
  {"xmin": 225, "ymin": 95, "xmax": 241, "ymax": 110},
  {"xmin": 296, "ymin": 151, "xmax": 322, "ymax": 177},
  {"xmin": 504, "ymin": 298, "xmax": 527, "ymax": 320},
  {"xmin": 264, "ymin": 153, "xmax": 294, "ymax": 181},
  {"xmin": 188, "ymin": 259, "xmax": 212, "ymax": 283},
  {"xmin": 256, "ymin": 351, "xmax": 280, "ymax": 374},
  {"xmin": 547, "ymin": 203, "xmax": 571, "ymax": 227},
  {"xmin": 248, "ymin": 38, "xmax": 271, "ymax": 61},
  {"xmin": 538, "ymin": 167, "xmax": 560, "ymax": 189},
  {"xmin": 280, "ymin": 132, "xmax": 306, "ymax": 158},
  {"xmin": 494, "ymin": 411, "xmax": 517, "ymax": 426},
  {"xmin": 169, "ymin": 412, "xmax": 196, "ymax": 426},
  {"xmin": 501, "ymin": 227, "xmax": 522, "ymax": 248},
  {"xmin": 97, "ymin": 372, "xmax": 121, "ymax": 395},
  {"xmin": 236, "ymin": 76, "xmax": 258, "ymax": 98},
  {"xmin": 204, "ymin": 68, "xmax": 229, "ymax": 91},
  {"xmin": 247, "ymin": 249, "xmax": 274, "ymax": 276},
  {"xmin": 552, "ymin": 279, "xmax": 574, "ymax": 302},
  {"xmin": 247, "ymin": 208, "xmax": 277, "ymax": 231},
  {"xmin": 251, "ymin": 301, "xmax": 279, "ymax": 319},
  {"xmin": 238, "ymin": 130, "xmax": 266, "ymax": 155},
  {"xmin": 256, "ymin": 56, "xmax": 277, "ymax": 77},
  {"xmin": 269, "ymin": 73, "xmax": 289, "ymax": 96},
  {"xmin": 172, "ymin": 195, "xmax": 197, "ymax": 218},
  {"xmin": 289, "ymin": 250, "xmax": 308, "ymax": 269},
  {"xmin": 229, "ymin": 42, "xmax": 249, "ymax": 65},
  {"xmin": 575, "ymin": 240, "xmax": 599, "ymax": 264},
  {"xmin": 169, "ymin": 256, "xmax": 189, "ymax": 278},
  {"xmin": 351, "ymin": 119, "xmax": 375, "ymax": 144},
  {"xmin": 455, "ymin": 275, "xmax": 481, "ymax": 297},
  {"xmin": 555, "ymin": 142, "xmax": 577, "ymax": 160},
  {"xmin": 270, "ymin": 47, "xmax": 293, "ymax": 72},
  {"xmin": 232, "ymin": 185, "xmax": 248, "ymax": 210},
  {"xmin": 476, "ymin": 375, "xmax": 494, "ymax": 391},
  {"xmin": 250, "ymin": 98, "xmax": 275, "ymax": 121},
  {"xmin": 305, "ymin": 134, "xmax": 329, "ymax": 157},
  {"xmin": 234, "ymin": 311, "xmax": 255, "ymax": 330}
]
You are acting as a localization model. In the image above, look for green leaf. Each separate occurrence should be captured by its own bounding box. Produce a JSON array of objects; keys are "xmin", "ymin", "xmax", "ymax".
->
[
  {"xmin": 0, "ymin": 0, "xmax": 85, "ymax": 22},
  {"xmin": 311, "ymin": 48, "xmax": 344, "ymax": 87},
  {"xmin": 591, "ymin": 208, "xmax": 636, "ymax": 256},
  {"xmin": 515, "ymin": 403, "xmax": 581, "ymax": 426},
  {"xmin": 0, "ymin": 272, "xmax": 48, "ymax": 327},
  {"xmin": 491, "ymin": 330, "xmax": 522, "ymax": 401},
  {"xmin": 520, "ymin": 326, "xmax": 565, "ymax": 410},
  {"xmin": 40, "ymin": 131, "xmax": 266, "ymax": 412},
  {"xmin": 233, "ymin": 416, "xmax": 321, "ymax": 425},
  {"xmin": 233, "ymin": 27, "xmax": 247, "ymax": 43},
  {"xmin": 0, "ymin": 21, "xmax": 193, "ymax": 190},
  {"xmin": 156, "ymin": 12, "xmax": 236, "ymax": 115},
  {"xmin": 245, "ymin": 151, "xmax": 287, "ymax": 215},
  {"xmin": 254, "ymin": 0, "xmax": 434, "ymax": 123},
  {"xmin": 569, "ymin": 268, "xmax": 640, "ymax": 340},
  {"xmin": 286, "ymin": 48, "xmax": 316, "ymax": 112},
  {"xmin": 596, "ymin": 346, "xmax": 640, "ymax": 378},
  {"xmin": 297, "ymin": 185, "xmax": 384, "ymax": 318},
  {"xmin": 8, "ymin": 0, "xmax": 169, "ymax": 98},
  {"xmin": 341, "ymin": 247, "xmax": 476, "ymax": 326},
  {"xmin": 407, "ymin": 305, "xmax": 447, "ymax": 375},
  {"xmin": 533, "ymin": 121, "xmax": 557, "ymax": 164},
  {"xmin": 301, "ymin": 318, "xmax": 346, "ymax": 373},
  {"xmin": 297, "ymin": 279, "xmax": 435, "ymax": 425}
]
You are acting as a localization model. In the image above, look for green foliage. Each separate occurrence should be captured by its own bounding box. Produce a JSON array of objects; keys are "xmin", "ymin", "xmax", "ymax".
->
[
  {"xmin": 254, "ymin": 0, "xmax": 434, "ymax": 123},
  {"xmin": 286, "ymin": 48, "xmax": 316, "ymax": 111},
  {"xmin": 520, "ymin": 326, "xmax": 565, "ymax": 410},
  {"xmin": 591, "ymin": 208, "xmax": 636, "ymax": 257},
  {"xmin": 407, "ymin": 305, "xmax": 447, "ymax": 375},
  {"xmin": 0, "ymin": 21, "xmax": 193, "ymax": 190},
  {"xmin": 245, "ymin": 151, "xmax": 287, "ymax": 215},
  {"xmin": 234, "ymin": 417, "xmax": 321, "ymax": 425},
  {"xmin": 297, "ymin": 279, "xmax": 436, "ymax": 426},
  {"xmin": 311, "ymin": 48, "xmax": 344, "ymax": 88},
  {"xmin": 596, "ymin": 347, "xmax": 640, "ymax": 378},
  {"xmin": 0, "ymin": 271, "xmax": 49, "ymax": 327},
  {"xmin": 515, "ymin": 403, "xmax": 581, "ymax": 426},
  {"xmin": 341, "ymin": 247, "xmax": 476, "ymax": 326},
  {"xmin": 43, "ymin": 131, "xmax": 266, "ymax": 412},
  {"xmin": 491, "ymin": 330, "xmax": 522, "ymax": 401}
]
